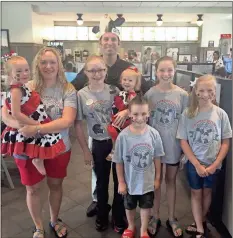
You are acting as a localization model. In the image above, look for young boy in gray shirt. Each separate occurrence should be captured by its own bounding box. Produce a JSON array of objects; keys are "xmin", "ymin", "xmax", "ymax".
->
[{"xmin": 113, "ymin": 95, "xmax": 164, "ymax": 238}]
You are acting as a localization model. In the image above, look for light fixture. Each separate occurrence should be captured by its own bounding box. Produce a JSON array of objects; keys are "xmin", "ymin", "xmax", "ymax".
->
[
  {"xmin": 77, "ymin": 14, "xmax": 83, "ymax": 26},
  {"xmin": 196, "ymin": 14, "xmax": 203, "ymax": 26},
  {"xmin": 156, "ymin": 14, "xmax": 163, "ymax": 26}
]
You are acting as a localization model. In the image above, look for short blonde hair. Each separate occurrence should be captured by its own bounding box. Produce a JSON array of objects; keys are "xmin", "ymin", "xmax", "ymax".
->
[
  {"xmin": 120, "ymin": 68, "xmax": 141, "ymax": 92},
  {"xmin": 4, "ymin": 56, "xmax": 29, "ymax": 86},
  {"xmin": 4, "ymin": 56, "xmax": 27, "ymax": 75},
  {"xmin": 187, "ymin": 74, "xmax": 217, "ymax": 118},
  {"xmin": 31, "ymin": 47, "xmax": 72, "ymax": 95}
]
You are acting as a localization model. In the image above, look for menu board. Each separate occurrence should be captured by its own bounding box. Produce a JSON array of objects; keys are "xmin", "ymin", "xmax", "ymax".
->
[
  {"xmin": 166, "ymin": 27, "xmax": 177, "ymax": 41},
  {"xmin": 144, "ymin": 27, "xmax": 155, "ymax": 41},
  {"xmin": 188, "ymin": 27, "xmax": 199, "ymax": 41},
  {"xmin": 88, "ymin": 27, "xmax": 100, "ymax": 41},
  {"xmin": 54, "ymin": 26, "xmax": 67, "ymax": 40},
  {"xmin": 121, "ymin": 27, "xmax": 133, "ymax": 41},
  {"xmin": 77, "ymin": 27, "xmax": 88, "ymax": 40},
  {"xmin": 66, "ymin": 27, "xmax": 77, "ymax": 40},
  {"xmin": 52, "ymin": 26, "xmax": 199, "ymax": 42},
  {"xmin": 155, "ymin": 27, "xmax": 166, "ymax": 41},
  {"xmin": 116, "ymin": 27, "xmax": 122, "ymax": 40},
  {"xmin": 133, "ymin": 27, "xmax": 144, "ymax": 41},
  {"xmin": 177, "ymin": 27, "xmax": 188, "ymax": 41}
]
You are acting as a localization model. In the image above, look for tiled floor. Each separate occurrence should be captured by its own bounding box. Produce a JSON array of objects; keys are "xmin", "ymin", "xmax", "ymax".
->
[{"xmin": 1, "ymin": 128, "xmax": 221, "ymax": 238}]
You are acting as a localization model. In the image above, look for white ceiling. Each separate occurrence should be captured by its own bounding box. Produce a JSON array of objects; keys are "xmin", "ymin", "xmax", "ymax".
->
[
  {"xmin": 15, "ymin": 1, "xmax": 233, "ymax": 22},
  {"xmin": 28, "ymin": 1, "xmax": 232, "ymax": 8}
]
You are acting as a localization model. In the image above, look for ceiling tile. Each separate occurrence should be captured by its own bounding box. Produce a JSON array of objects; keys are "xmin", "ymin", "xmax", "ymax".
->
[
  {"xmin": 215, "ymin": 2, "xmax": 232, "ymax": 7},
  {"xmin": 140, "ymin": 2, "xmax": 161, "ymax": 7},
  {"xmin": 30, "ymin": 2, "xmax": 49, "ymax": 6},
  {"xmin": 102, "ymin": 2, "xmax": 122, "ymax": 7},
  {"xmin": 45, "ymin": 1, "xmax": 66, "ymax": 6},
  {"xmin": 195, "ymin": 2, "xmax": 219, "ymax": 7},
  {"xmin": 177, "ymin": 2, "xmax": 199, "ymax": 7},
  {"xmin": 120, "ymin": 2, "xmax": 142, "ymax": 7},
  {"xmin": 63, "ymin": 2, "xmax": 86, "ymax": 7},
  {"xmin": 83, "ymin": 2, "xmax": 103, "ymax": 7},
  {"xmin": 158, "ymin": 2, "xmax": 180, "ymax": 7}
]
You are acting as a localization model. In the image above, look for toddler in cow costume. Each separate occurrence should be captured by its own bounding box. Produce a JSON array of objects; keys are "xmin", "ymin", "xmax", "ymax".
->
[
  {"xmin": 1, "ymin": 55, "xmax": 65, "ymax": 175},
  {"xmin": 107, "ymin": 66, "xmax": 141, "ymax": 160}
]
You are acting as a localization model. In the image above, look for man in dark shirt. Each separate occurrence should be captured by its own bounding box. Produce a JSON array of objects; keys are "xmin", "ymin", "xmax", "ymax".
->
[
  {"xmin": 72, "ymin": 32, "xmax": 154, "ymax": 233},
  {"xmin": 71, "ymin": 33, "xmax": 153, "ymax": 94}
]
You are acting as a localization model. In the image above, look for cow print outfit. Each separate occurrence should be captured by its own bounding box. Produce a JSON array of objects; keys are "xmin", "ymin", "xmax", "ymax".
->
[
  {"xmin": 107, "ymin": 90, "xmax": 137, "ymax": 141},
  {"xmin": 1, "ymin": 84, "xmax": 65, "ymax": 159}
]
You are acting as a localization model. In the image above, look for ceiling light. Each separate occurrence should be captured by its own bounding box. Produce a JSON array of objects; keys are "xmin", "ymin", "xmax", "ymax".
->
[
  {"xmin": 196, "ymin": 14, "xmax": 203, "ymax": 26},
  {"xmin": 77, "ymin": 14, "xmax": 83, "ymax": 26},
  {"xmin": 156, "ymin": 14, "xmax": 163, "ymax": 26}
]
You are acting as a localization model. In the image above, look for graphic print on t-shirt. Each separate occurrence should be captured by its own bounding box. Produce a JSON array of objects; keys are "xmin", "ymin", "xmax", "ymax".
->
[
  {"xmin": 189, "ymin": 120, "xmax": 219, "ymax": 146},
  {"xmin": 43, "ymin": 96, "xmax": 63, "ymax": 118},
  {"xmin": 89, "ymin": 100, "xmax": 111, "ymax": 135},
  {"xmin": 126, "ymin": 143, "xmax": 153, "ymax": 172},
  {"xmin": 151, "ymin": 99, "xmax": 179, "ymax": 128}
]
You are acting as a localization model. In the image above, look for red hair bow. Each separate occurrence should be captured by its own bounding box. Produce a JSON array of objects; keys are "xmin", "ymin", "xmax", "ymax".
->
[{"xmin": 127, "ymin": 66, "xmax": 139, "ymax": 73}]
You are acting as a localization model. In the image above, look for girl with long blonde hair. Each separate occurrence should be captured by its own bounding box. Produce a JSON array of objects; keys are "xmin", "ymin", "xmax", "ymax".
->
[{"xmin": 177, "ymin": 75, "xmax": 232, "ymax": 238}]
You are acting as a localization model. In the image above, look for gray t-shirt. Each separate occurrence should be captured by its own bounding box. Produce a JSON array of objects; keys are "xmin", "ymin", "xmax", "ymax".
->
[
  {"xmin": 76, "ymin": 84, "xmax": 119, "ymax": 140},
  {"xmin": 145, "ymin": 86, "xmax": 189, "ymax": 164},
  {"xmin": 28, "ymin": 81, "xmax": 77, "ymax": 152},
  {"xmin": 176, "ymin": 105, "xmax": 232, "ymax": 168},
  {"xmin": 112, "ymin": 126, "xmax": 165, "ymax": 195}
]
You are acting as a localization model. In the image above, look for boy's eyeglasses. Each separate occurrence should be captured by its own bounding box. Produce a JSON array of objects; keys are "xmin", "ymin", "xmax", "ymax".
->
[{"xmin": 86, "ymin": 69, "xmax": 106, "ymax": 75}]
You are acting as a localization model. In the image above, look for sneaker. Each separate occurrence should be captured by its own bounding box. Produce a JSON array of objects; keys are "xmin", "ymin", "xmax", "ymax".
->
[{"xmin": 86, "ymin": 201, "xmax": 98, "ymax": 217}]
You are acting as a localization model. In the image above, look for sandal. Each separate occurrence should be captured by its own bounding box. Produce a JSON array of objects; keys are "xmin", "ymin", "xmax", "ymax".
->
[
  {"xmin": 192, "ymin": 231, "xmax": 205, "ymax": 238},
  {"xmin": 33, "ymin": 228, "xmax": 45, "ymax": 238},
  {"xmin": 147, "ymin": 216, "xmax": 161, "ymax": 237},
  {"xmin": 121, "ymin": 228, "xmax": 136, "ymax": 238},
  {"xmin": 49, "ymin": 218, "xmax": 67, "ymax": 238},
  {"xmin": 166, "ymin": 218, "xmax": 183, "ymax": 237},
  {"xmin": 141, "ymin": 235, "xmax": 150, "ymax": 238},
  {"xmin": 185, "ymin": 221, "xmax": 208, "ymax": 235}
]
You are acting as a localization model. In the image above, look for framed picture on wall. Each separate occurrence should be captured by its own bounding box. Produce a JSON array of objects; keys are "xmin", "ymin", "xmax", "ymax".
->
[
  {"xmin": 1, "ymin": 29, "xmax": 10, "ymax": 55},
  {"xmin": 166, "ymin": 48, "xmax": 179, "ymax": 61},
  {"xmin": 178, "ymin": 54, "xmax": 191, "ymax": 62},
  {"xmin": 206, "ymin": 50, "xmax": 215, "ymax": 62}
]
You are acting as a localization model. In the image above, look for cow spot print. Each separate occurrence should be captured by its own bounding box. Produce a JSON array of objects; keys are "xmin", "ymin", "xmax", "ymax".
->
[{"xmin": 31, "ymin": 111, "xmax": 40, "ymax": 120}]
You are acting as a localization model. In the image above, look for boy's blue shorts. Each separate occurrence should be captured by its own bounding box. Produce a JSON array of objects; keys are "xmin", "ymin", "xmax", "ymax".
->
[{"xmin": 186, "ymin": 161, "xmax": 219, "ymax": 190}]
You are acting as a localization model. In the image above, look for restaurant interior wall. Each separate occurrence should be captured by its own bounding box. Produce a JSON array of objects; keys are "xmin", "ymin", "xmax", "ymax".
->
[{"xmin": 201, "ymin": 15, "xmax": 232, "ymax": 47}]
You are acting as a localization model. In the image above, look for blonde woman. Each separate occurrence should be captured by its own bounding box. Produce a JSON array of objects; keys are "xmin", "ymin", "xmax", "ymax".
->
[{"xmin": 2, "ymin": 47, "xmax": 77, "ymax": 238}]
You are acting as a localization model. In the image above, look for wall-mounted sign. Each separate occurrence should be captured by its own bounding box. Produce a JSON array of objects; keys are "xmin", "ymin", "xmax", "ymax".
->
[{"xmin": 220, "ymin": 34, "xmax": 231, "ymax": 39}]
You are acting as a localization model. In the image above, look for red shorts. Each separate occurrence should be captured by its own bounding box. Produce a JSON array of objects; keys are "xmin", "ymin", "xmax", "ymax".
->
[{"xmin": 14, "ymin": 151, "xmax": 71, "ymax": 186}]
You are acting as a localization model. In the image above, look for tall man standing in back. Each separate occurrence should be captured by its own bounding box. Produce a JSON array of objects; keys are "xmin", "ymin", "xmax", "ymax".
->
[{"xmin": 72, "ymin": 30, "xmax": 154, "ymax": 234}]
